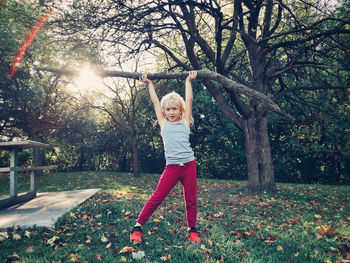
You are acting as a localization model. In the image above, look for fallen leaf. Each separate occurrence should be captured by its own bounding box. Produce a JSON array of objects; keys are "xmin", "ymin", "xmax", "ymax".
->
[
  {"xmin": 24, "ymin": 230, "xmax": 31, "ymax": 238},
  {"xmin": 161, "ymin": 254, "xmax": 171, "ymax": 261},
  {"xmin": 101, "ymin": 234, "xmax": 108, "ymax": 243},
  {"xmin": 0, "ymin": 231, "xmax": 9, "ymax": 241},
  {"xmin": 119, "ymin": 246, "xmax": 136, "ymax": 253},
  {"xmin": 319, "ymin": 227, "xmax": 335, "ymax": 235},
  {"xmin": 277, "ymin": 245, "xmax": 284, "ymax": 252},
  {"xmin": 290, "ymin": 219, "xmax": 299, "ymax": 225},
  {"xmin": 316, "ymin": 233, "xmax": 323, "ymax": 240},
  {"xmin": 121, "ymin": 256, "xmax": 127, "ymax": 261},
  {"xmin": 95, "ymin": 254, "xmax": 102, "ymax": 262},
  {"xmin": 314, "ymin": 214, "xmax": 322, "ymax": 219},
  {"xmin": 47, "ymin": 235, "xmax": 59, "ymax": 246},
  {"xmin": 235, "ymin": 239, "xmax": 243, "ymax": 246},
  {"xmin": 214, "ymin": 211, "xmax": 224, "ymax": 217},
  {"xmin": 27, "ymin": 246, "xmax": 34, "ymax": 252},
  {"xmin": 106, "ymin": 242, "xmax": 112, "ymax": 249},
  {"xmin": 201, "ymin": 244, "xmax": 213, "ymax": 254},
  {"xmin": 69, "ymin": 254, "xmax": 79, "ymax": 262},
  {"xmin": 244, "ymin": 230, "xmax": 255, "ymax": 237},
  {"xmin": 173, "ymin": 245, "xmax": 183, "ymax": 249},
  {"xmin": 85, "ymin": 235, "xmax": 91, "ymax": 244},
  {"xmin": 132, "ymin": 251, "xmax": 145, "ymax": 260},
  {"xmin": 12, "ymin": 233, "xmax": 22, "ymax": 240}
]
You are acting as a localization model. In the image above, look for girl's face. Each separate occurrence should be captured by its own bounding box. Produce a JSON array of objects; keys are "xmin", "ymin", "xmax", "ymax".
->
[{"xmin": 164, "ymin": 104, "xmax": 182, "ymax": 122}]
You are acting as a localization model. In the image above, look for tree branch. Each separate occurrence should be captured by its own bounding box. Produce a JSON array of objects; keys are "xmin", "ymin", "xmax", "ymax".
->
[
  {"xmin": 271, "ymin": 63, "xmax": 350, "ymax": 78},
  {"xmin": 273, "ymin": 85, "xmax": 350, "ymax": 101},
  {"xmin": 36, "ymin": 66, "xmax": 294, "ymax": 120}
]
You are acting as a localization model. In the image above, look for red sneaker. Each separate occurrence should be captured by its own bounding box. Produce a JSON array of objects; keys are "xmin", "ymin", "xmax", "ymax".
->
[
  {"xmin": 189, "ymin": 232, "xmax": 202, "ymax": 243},
  {"xmin": 130, "ymin": 228, "xmax": 142, "ymax": 244}
]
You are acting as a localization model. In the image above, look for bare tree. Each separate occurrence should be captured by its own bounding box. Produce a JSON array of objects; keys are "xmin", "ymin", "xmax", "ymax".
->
[{"xmin": 69, "ymin": 63, "xmax": 149, "ymax": 177}]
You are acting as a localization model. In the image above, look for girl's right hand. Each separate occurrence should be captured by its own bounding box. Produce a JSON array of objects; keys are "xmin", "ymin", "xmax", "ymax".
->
[{"xmin": 140, "ymin": 74, "xmax": 151, "ymax": 84}]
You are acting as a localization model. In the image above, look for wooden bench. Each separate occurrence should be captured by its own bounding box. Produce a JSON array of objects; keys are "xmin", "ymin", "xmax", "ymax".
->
[{"xmin": 0, "ymin": 165, "xmax": 57, "ymax": 209}]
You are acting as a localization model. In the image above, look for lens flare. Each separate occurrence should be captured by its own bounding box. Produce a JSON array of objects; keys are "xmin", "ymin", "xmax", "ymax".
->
[{"xmin": 9, "ymin": 9, "xmax": 53, "ymax": 77}]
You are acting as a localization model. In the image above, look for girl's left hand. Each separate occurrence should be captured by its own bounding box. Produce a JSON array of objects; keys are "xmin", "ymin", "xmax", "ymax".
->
[{"xmin": 187, "ymin": 71, "xmax": 197, "ymax": 81}]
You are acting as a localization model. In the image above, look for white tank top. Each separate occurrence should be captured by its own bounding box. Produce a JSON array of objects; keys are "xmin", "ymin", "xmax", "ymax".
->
[{"xmin": 161, "ymin": 119, "xmax": 195, "ymax": 165}]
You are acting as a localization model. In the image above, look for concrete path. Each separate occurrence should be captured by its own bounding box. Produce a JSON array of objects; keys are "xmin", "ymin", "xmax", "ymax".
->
[{"xmin": 0, "ymin": 189, "xmax": 100, "ymax": 228}]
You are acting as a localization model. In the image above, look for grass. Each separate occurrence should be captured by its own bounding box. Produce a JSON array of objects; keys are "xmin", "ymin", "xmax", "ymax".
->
[{"xmin": 0, "ymin": 171, "xmax": 349, "ymax": 262}]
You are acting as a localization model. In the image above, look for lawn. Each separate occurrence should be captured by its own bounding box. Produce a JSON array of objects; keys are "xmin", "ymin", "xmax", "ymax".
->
[{"xmin": 0, "ymin": 171, "xmax": 349, "ymax": 262}]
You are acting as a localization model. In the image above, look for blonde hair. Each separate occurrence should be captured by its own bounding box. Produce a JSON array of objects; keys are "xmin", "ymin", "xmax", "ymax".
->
[{"xmin": 160, "ymin": 91, "xmax": 185, "ymax": 119}]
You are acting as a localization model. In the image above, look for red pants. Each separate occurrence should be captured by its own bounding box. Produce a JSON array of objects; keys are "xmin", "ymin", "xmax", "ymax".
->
[{"xmin": 137, "ymin": 160, "xmax": 197, "ymax": 228}]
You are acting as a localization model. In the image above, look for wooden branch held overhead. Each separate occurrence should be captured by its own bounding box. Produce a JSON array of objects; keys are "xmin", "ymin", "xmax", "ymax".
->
[{"xmin": 36, "ymin": 66, "xmax": 294, "ymax": 121}]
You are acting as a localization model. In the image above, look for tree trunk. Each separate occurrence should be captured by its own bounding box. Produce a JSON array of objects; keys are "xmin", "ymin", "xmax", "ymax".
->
[
  {"xmin": 78, "ymin": 146, "xmax": 85, "ymax": 171},
  {"xmin": 132, "ymin": 139, "xmax": 139, "ymax": 177},
  {"xmin": 33, "ymin": 148, "xmax": 43, "ymax": 176},
  {"xmin": 32, "ymin": 135, "xmax": 43, "ymax": 176},
  {"xmin": 243, "ymin": 114, "xmax": 276, "ymax": 192}
]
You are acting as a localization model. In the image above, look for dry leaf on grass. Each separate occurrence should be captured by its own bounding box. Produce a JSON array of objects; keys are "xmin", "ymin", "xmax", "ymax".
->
[
  {"xmin": 132, "ymin": 251, "xmax": 145, "ymax": 260},
  {"xmin": 69, "ymin": 254, "xmax": 79, "ymax": 262},
  {"xmin": 277, "ymin": 245, "xmax": 284, "ymax": 252},
  {"xmin": 24, "ymin": 230, "xmax": 31, "ymax": 238},
  {"xmin": 12, "ymin": 233, "xmax": 22, "ymax": 240},
  {"xmin": 27, "ymin": 246, "xmax": 34, "ymax": 252},
  {"xmin": 101, "ymin": 234, "xmax": 108, "ymax": 243},
  {"xmin": 161, "ymin": 254, "xmax": 171, "ymax": 261},
  {"xmin": 119, "ymin": 246, "xmax": 136, "ymax": 253},
  {"xmin": 95, "ymin": 254, "xmax": 103, "ymax": 262},
  {"xmin": 201, "ymin": 244, "xmax": 213, "ymax": 254},
  {"xmin": 0, "ymin": 232, "xmax": 9, "ymax": 241},
  {"xmin": 47, "ymin": 236, "xmax": 59, "ymax": 246}
]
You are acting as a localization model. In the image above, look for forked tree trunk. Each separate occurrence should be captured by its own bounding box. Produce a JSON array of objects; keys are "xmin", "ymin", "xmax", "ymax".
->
[{"xmin": 243, "ymin": 114, "xmax": 276, "ymax": 192}]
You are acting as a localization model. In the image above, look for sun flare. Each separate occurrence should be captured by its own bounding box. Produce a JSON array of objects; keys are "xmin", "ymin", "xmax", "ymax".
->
[{"xmin": 71, "ymin": 64, "xmax": 103, "ymax": 96}]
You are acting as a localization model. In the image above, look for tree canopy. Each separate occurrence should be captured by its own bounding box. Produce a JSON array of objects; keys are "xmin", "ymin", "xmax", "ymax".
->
[{"xmin": 1, "ymin": 0, "xmax": 349, "ymax": 188}]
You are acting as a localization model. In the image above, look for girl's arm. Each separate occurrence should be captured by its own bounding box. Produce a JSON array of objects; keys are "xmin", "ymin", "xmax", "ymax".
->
[
  {"xmin": 140, "ymin": 74, "xmax": 166, "ymax": 128},
  {"xmin": 184, "ymin": 71, "xmax": 197, "ymax": 129}
]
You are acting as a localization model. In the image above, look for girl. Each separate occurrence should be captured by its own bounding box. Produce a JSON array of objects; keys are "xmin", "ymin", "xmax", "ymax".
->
[{"xmin": 130, "ymin": 71, "xmax": 201, "ymax": 244}]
